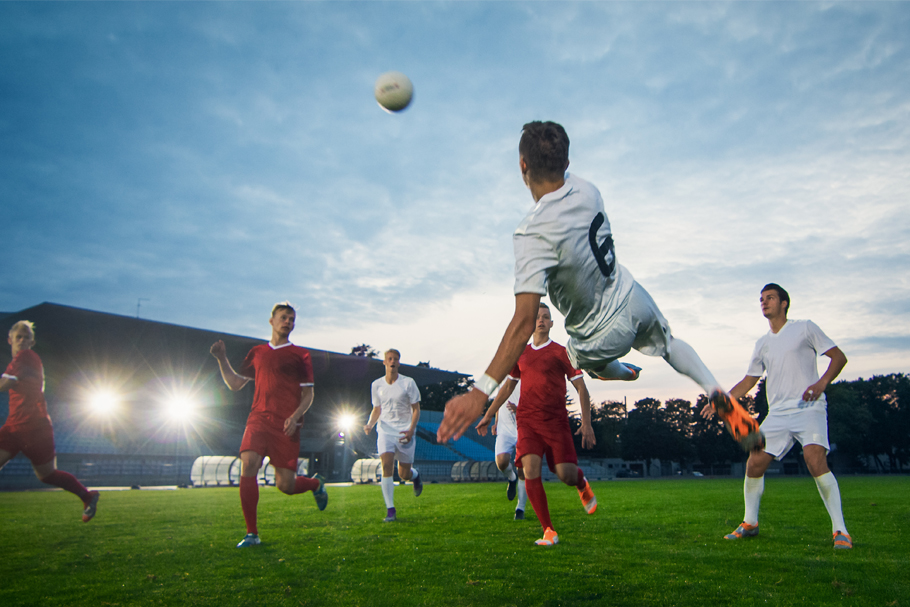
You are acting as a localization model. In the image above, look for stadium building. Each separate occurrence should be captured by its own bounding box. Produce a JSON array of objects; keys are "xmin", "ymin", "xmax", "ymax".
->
[{"xmin": 0, "ymin": 302, "xmax": 499, "ymax": 489}]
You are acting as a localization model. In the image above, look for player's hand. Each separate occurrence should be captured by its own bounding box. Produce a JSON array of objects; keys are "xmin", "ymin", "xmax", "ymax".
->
[
  {"xmin": 506, "ymin": 403, "xmax": 518, "ymax": 415},
  {"xmin": 210, "ymin": 340, "xmax": 226, "ymax": 359},
  {"xmin": 363, "ymin": 424, "xmax": 373, "ymax": 435},
  {"xmin": 576, "ymin": 422, "xmax": 596, "ymax": 450},
  {"xmin": 438, "ymin": 389, "xmax": 488, "ymax": 443},
  {"xmin": 491, "ymin": 420, "xmax": 498, "ymax": 436},
  {"xmin": 475, "ymin": 414, "xmax": 493, "ymax": 437},
  {"xmin": 699, "ymin": 402, "xmax": 715, "ymax": 419},
  {"xmin": 399, "ymin": 428, "xmax": 414, "ymax": 443},
  {"xmin": 283, "ymin": 413, "xmax": 304, "ymax": 437},
  {"xmin": 803, "ymin": 381, "xmax": 826, "ymax": 401}
]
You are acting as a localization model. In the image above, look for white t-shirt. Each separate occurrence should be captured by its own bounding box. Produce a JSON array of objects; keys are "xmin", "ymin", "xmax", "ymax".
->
[
  {"xmin": 496, "ymin": 380, "xmax": 519, "ymax": 437},
  {"xmin": 746, "ymin": 319, "xmax": 837, "ymax": 415},
  {"xmin": 513, "ymin": 173, "xmax": 635, "ymax": 341},
  {"xmin": 371, "ymin": 374, "xmax": 421, "ymax": 435}
]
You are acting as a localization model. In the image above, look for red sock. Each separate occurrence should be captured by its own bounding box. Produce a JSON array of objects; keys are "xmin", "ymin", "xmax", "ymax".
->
[
  {"xmin": 239, "ymin": 476, "xmax": 259, "ymax": 535},
  {"xmin": 41, "ymin": 470, "xmax": 90, "ymax": 502},
  {"xmin": 292, "ymin": 475, "xmax": 320, "ymax": 494},
  {"xmin": 525, "ymin": 476, "xmax": 552, "ymax": 531},
  {"xmin": 575, "ymin": 467, "xmax": 587, "ymax": 491}
]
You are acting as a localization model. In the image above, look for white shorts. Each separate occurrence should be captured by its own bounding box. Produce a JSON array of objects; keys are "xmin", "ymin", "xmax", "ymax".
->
[
  {"xmin": 760, "ymin": 406, "xmax": 830, "ymax": 460},
  {"xmin": 568, "ymin": 281, "xmax": 672, "ymax": 371},
  {"xmin": 494, "ymin": 431, "xmax": 518, "ymax": 457},
  {"xmin": 377, "ymin": 430, "xmax": 416, "ymax": 464}
]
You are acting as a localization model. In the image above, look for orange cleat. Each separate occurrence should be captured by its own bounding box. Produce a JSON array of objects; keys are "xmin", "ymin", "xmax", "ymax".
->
[
  {"xmin": 578, "ymin": 480, "xmax": 597, "ymax": 514},
  {"xmin": 710, "ymin": 390, "xmax": 765, "ymax": 452},
  {"xmin": 535, "ymin": 527, "xmax": 559, "ymax": 546}
]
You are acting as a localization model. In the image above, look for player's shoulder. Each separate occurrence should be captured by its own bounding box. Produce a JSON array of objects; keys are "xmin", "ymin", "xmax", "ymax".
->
[{"xmin": 14, "ymin": 348, "xmax": 42, "ymax": 367}]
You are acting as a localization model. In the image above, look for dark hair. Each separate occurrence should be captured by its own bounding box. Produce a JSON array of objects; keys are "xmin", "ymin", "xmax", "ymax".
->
[
  {"xmin": 539, "ymin": 302, "xmax": 550, "ymax": 311},
  {"xmin": 519, "ymin": 121, "xmax": 569, "ymax": 182},
  {"xmin": 761, "ymin": 283, "xmax": 790, "ymax": 313}
]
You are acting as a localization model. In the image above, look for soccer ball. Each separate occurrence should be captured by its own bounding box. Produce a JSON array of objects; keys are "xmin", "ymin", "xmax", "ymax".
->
[{"xmin": 374, "ymin": 71, "xmax": 413, "ymax": 113}]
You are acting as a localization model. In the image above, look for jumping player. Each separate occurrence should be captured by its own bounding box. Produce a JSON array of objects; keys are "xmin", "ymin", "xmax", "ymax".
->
[
  {"xmin": 490, "ymin": 380, "xmax": 527, "ymax": 519},
  {"xmin": 438, "ymin": 120, "xmax": 753, "ymax": 449},
  {"xmin": 476, "ymin": 303, "xmax": 597, "ymax": 546},
  {"xmin": 0, "ymin": 321, "xmax": 100, "ymax": 522},
  {"xmin": 703, "ymin": 284, "xmax": 852, "ymax": 549},
  {"xmin": 364, "ymin": 349, "xmax": 422, "ymax": 522},
  {"xmin": 210, "ymin": 302, "xmax": 328, "ymax": 548}
]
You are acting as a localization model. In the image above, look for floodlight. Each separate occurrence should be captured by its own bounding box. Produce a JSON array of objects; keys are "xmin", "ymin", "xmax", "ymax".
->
[
  {"xmin": 337, "ymin": 412, "xmax": 357, "ymax": 433},
  {"xmin": 164, "ymin": 392, "xmax": 197, "ymax": 423},
  {"xmin": 89, "ymin": 389, "xmax": 119, "ymax": 415}
]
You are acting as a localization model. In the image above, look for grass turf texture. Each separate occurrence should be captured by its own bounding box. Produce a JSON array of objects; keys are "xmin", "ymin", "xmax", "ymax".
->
[{"xmin": 0, "ymin": 477, "xmax": 907, "ymax": 607}]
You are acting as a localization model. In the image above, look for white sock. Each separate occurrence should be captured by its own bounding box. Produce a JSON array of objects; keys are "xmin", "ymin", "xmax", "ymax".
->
[
  {"xmin": 503, "ymin": 463, "xmax": 517, "ymax": 482},
  {"xmin": 814, "ymin": 472, "xmax": 848, "ymax": 534},
  {"xmin": 381, "ymin": 475, "xmax": 395, "ymax": 509},
  {"xmin": 410, "ymin": 467, "xmax": 419, "ymax": 481},
  {"xmin": 744, "ymin": 476, "xmax": 764, "ymax": 526},
  {"xmin": 516, "ymin": 479, "xmax": 527, "ymax": 511},
  {"xmin": 663, "ymin": 337, "xmax": 720, "ymax": 394}
]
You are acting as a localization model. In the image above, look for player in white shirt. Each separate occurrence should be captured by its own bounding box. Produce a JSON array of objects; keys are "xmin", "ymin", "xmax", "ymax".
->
[
  {"xmin": 364, "ymin": 349, "xmax": 423, "ymax": 522},
  {"xmin": 488, "ymin": 380, "xmax": 528, "ymax": 519},
  {"xmin": 439, "ymin": 120, "xmax": 740, "ymax": 447},
  {"xmin": 703, "ymin": 284, "xmax": 851, "ymax": 549}
]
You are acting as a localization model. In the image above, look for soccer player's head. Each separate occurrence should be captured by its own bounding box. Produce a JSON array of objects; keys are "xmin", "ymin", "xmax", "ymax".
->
[
  {"xmin": 535, "ymin": 302, "xmax": 554, "ymax": 336},
  {"xmin": 269, "ymin": 301, "xmax": 296, "ymax": 336},
  {"xmin": 8, "ymin": 320, "xmax": 36, "ymax": 354},
  {"xmin": 760, "ymin": 283, "xmax": 790, "ymax": 317},
  {"xmin": 519, "ymin": 121, "xmax": 570, "ymax": 184},
  {"xmin": 383, "ymin": 349, "xmax": 401, "ymax": 373}
]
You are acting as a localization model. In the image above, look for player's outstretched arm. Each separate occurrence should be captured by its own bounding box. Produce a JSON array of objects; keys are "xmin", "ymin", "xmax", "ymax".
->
[
  {"xmin": 804, "ymin": 346, "xmax": 847, "ymax": 401},
  {"xmin": 210, "ymin": 340, "xmax": 249, "ymax": 392},
  {"xmin": 364, "ymin": 406, "xmax": 381, "ymax": 435},
  {"xmin": 438, "ymin": 293, "xmax": 540, "ymax": 443},
  {"xmin": 0, "ymin": 376, "xmax": 16, "ymax": 393},
  {"xmin": 284, "ymin": 386, "xmax": 314, "ymax": 437},
  {"xmin": 476, "ymin": 378, "xmax": 517, "ymax": 437},
  {"xmin": 571, "ymin": 377, "xmax": 596, "ymax": 449}
]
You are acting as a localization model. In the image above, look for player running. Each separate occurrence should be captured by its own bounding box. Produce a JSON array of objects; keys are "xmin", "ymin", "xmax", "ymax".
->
[
  {"xmin": 702, "ymin": 284, "xmax": 852, "ymax": 549},
  {"xmin": 363, "ymin": 349, "xmax": 423, "ymax": 522},
  {"xmin": 210, "ymin": 302, "xmax": 328, "ymax": 548},
  {"xmin": 0, "ymin": 321, "xmax": 100, "ymax": 522},
  {"xmin": 476, "ymin": 303, "xmax": 597, "ymax": 546},
  {"xmin": 489, "ymin": 380, "xmax": 527, "ymax": 520},
  {"xmin": 438, "ymin": 120, "xmax": 756, "ymax": 450}
]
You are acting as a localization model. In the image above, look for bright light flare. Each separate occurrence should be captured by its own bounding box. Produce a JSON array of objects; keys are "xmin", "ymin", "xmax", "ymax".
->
[
  {"xmin": 337, "ymin": 412, "xmax": 358, "ymax": 432},
  {"xmin": 89, "ymin": 389, "xmax": 120, "ymax": 416},
  {"xmin": 163, "ymin": 392, "xmax": 197, "ymax": 423}
]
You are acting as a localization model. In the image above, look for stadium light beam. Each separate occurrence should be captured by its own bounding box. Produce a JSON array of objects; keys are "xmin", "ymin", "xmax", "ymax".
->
[
  {"xmin": 337, "ymin": 412, "xmax": 357, "ymax": 434},
  {"xmin": 89, "ymin": 389, "xmax": 120, "ymax": 416},
  {"xmin": 164, "ymin": 392, "xmax": 197, "ymax": 424}
]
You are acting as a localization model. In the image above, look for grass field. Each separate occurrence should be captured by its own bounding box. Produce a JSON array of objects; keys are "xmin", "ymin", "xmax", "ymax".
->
[{"xmin": 1, "ymin": 476, "xmax": 907, "ymax": 607}]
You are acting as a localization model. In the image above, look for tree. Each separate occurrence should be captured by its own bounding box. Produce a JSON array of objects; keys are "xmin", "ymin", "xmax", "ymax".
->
[
  {"xmin": 350, "ymin": 344, "xmax": 379, "ymax": 358},
  {"xmin": 689, "ymin": 394, "xmax": 745, "ymax": 467},
  {"xmin": 620, "ymin": 398, "xmax": 664, "ymax": 476},
  {"xmin": 419, "ymin": 377, "xmax": 472, "ymax": 412}
]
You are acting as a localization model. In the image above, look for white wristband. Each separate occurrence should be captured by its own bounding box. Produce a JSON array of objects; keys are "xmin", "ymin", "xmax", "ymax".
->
[{"xmin": 473, "ymin": 373, "xmax": 499, "ymax": 397}]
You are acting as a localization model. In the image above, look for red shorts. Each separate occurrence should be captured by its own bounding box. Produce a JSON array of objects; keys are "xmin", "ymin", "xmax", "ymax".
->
[
  {"xmin": 240, "ymin": 415, "xmax": 300, "ymax": 471},
  {"xmin": 515, "ymin": 419, "xmax": 578, "ymax": 472},
  {"xmin": 0, "ymin": 420, "xmax": 56, "ymax": 466}
]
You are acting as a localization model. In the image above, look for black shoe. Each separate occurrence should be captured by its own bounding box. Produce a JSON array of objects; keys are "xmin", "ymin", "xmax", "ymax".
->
[
  {"xmin": 514, "ymin": 509, "xmax": 525, "ymax": 520},
  {"xmin": 507, "ymin": 477, "xmax": 517, "ymax": 501}
]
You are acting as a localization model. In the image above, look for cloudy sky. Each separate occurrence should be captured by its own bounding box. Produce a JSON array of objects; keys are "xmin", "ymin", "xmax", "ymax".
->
[{"xmin": 2, "ymin": 2, "xmax": 908, "ymax": 409}]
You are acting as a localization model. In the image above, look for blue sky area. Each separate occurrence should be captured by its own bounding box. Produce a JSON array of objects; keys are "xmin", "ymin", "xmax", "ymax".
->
[{"xmin": 2, "ymin": 2, "xmax": 908, "ymax": 408}]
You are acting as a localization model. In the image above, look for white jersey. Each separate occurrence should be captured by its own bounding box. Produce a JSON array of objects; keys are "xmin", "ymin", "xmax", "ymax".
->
[
  {"xmin": 746, "ymin": 319, "xmax": 837, "ymax": 415},
  {"xmin": 496, "ymin": 380, "xmax": 519, "ymax": 437},
  {"xmin": 513, "ymin": 173, "xmax": 635, "ymax": 341},
  {"xmin": 371, "ymin": 374, "xmax": 421, "ymax": 435}
]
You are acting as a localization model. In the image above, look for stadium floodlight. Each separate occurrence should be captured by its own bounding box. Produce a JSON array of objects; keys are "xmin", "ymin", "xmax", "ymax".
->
[
  {"xmin": 337, "ymin": 411, "xmax": 358, "ymax": 435},
  {"xmin": 89, "ymin": 389, "xmax": 120, "ymax": 416},
  {"xmin": 163, "ymin": 391, "xmax": 197, "ymax": 424}
]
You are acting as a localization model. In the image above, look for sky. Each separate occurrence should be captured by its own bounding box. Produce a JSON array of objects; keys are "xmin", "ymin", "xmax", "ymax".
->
[{"xmin": 1, "ymin": 1, "xmax": 908, "ymax": 410}]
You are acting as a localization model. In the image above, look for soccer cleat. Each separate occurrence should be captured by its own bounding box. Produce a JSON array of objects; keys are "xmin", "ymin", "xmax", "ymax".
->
[
  {"xmin": 236, "ymin": 533, "xmax": 261, "ymax": 548},
  {"xmin": 535, "ymin": 527, "xmax": 559, "ymax": 546},
  {"xmin": 710, "ymin": 390, "xmax": 765, "ymax": 452},
  {"xmin": 586, "ymin": 362, "xmax": 642, "ymax": 382},
  {"xmin": 507, "ymin": 477, "xmax": 518, "ymax": 501},
  {"xmin": 82, "ymin": 490, "xmax": 100, "ymax": 523},
  {"xmin": 833, "ymin": 531, "xmax": 853, "ymax": 550},
  {"xmin": 578, "ymin": 480, "xmax": 597, "ymax": 514},
  {"xmin": 312, "ymin": 473, "xmax": 328, "ymax": 511},
  {"xmin": 724, "ymin": 522, "xmax": 759, "ymax": 540},
  {"xmin": 413, "ymin": 473, "xmax": 423, "ymax": 497},
  {"xmin": 514, "ymin": 509, "xmax": 525, "ymax": 520},
  {"xmin": 383, "ymin": 507, "xmax": 397, "ymax": 522}
]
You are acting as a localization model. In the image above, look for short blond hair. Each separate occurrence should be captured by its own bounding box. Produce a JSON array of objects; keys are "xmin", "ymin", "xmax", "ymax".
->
[
  {"xmin": 271, "ymin": 301, "xmax": 296, "ymax": 317},
  {"xmin": 385, "ymin": 348, "xmax": 401, "ymax": 359},
  {"xmin": 9, "ymin": 320, "xmax": 35, "ymax": 339}
]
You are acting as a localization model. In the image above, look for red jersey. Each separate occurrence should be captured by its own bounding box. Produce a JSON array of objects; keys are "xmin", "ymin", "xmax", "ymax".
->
[
  {"xmin": 507, "ymin": 340, "xmax": 582, "ymax": 427},
  {"xmin": 2, "ymin": 349, "xmax": 50, "ymax": 428},
  {"xmin": 239, "ymin": 342, "xmax": 314, "ymax": 422}
]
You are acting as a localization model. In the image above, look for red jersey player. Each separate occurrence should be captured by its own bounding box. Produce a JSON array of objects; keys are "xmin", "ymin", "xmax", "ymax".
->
[
  {"xmin": 476, "ymin": 303, "xmax": 596, "ymax": 546},
  {"xmin": 0, "ymin": 321, "xmax": 100, "ymax": 522},
  {"xmin": 210, "ymin": 302, "xmax": 328, "ymax": 548}
]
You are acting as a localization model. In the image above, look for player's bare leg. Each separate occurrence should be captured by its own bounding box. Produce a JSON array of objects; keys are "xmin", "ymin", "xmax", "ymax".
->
[
  {"xmin": 397, "ymin": 460, "xmax": 422, "ymax": 497},
  {"xmin": 555, "ymin": 462, "xmax": 597, "ymax": 514},
  {"xmin": 274, "ymin": 466, "xmax": 327, "ymax": 510},
  {"xmin": 237, "ymin": 450, "xmax": 263, "ymax": 547}
]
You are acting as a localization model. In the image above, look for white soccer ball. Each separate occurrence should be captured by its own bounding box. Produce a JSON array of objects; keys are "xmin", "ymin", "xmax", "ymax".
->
[{"xmin": 374, "ymin": 71, "xmax": 413, "ymax": 113}]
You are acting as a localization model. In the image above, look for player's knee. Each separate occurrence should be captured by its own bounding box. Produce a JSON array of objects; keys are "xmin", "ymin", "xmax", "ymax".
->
[{"xmin": 277, "ymin": 479, "xmax": 295, "ymax": 494}]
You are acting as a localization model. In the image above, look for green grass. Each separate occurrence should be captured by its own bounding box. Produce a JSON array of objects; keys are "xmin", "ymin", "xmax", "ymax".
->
[{"xmin": 0, "ymin": 476, "xmax": 907, "ymax": 607}]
